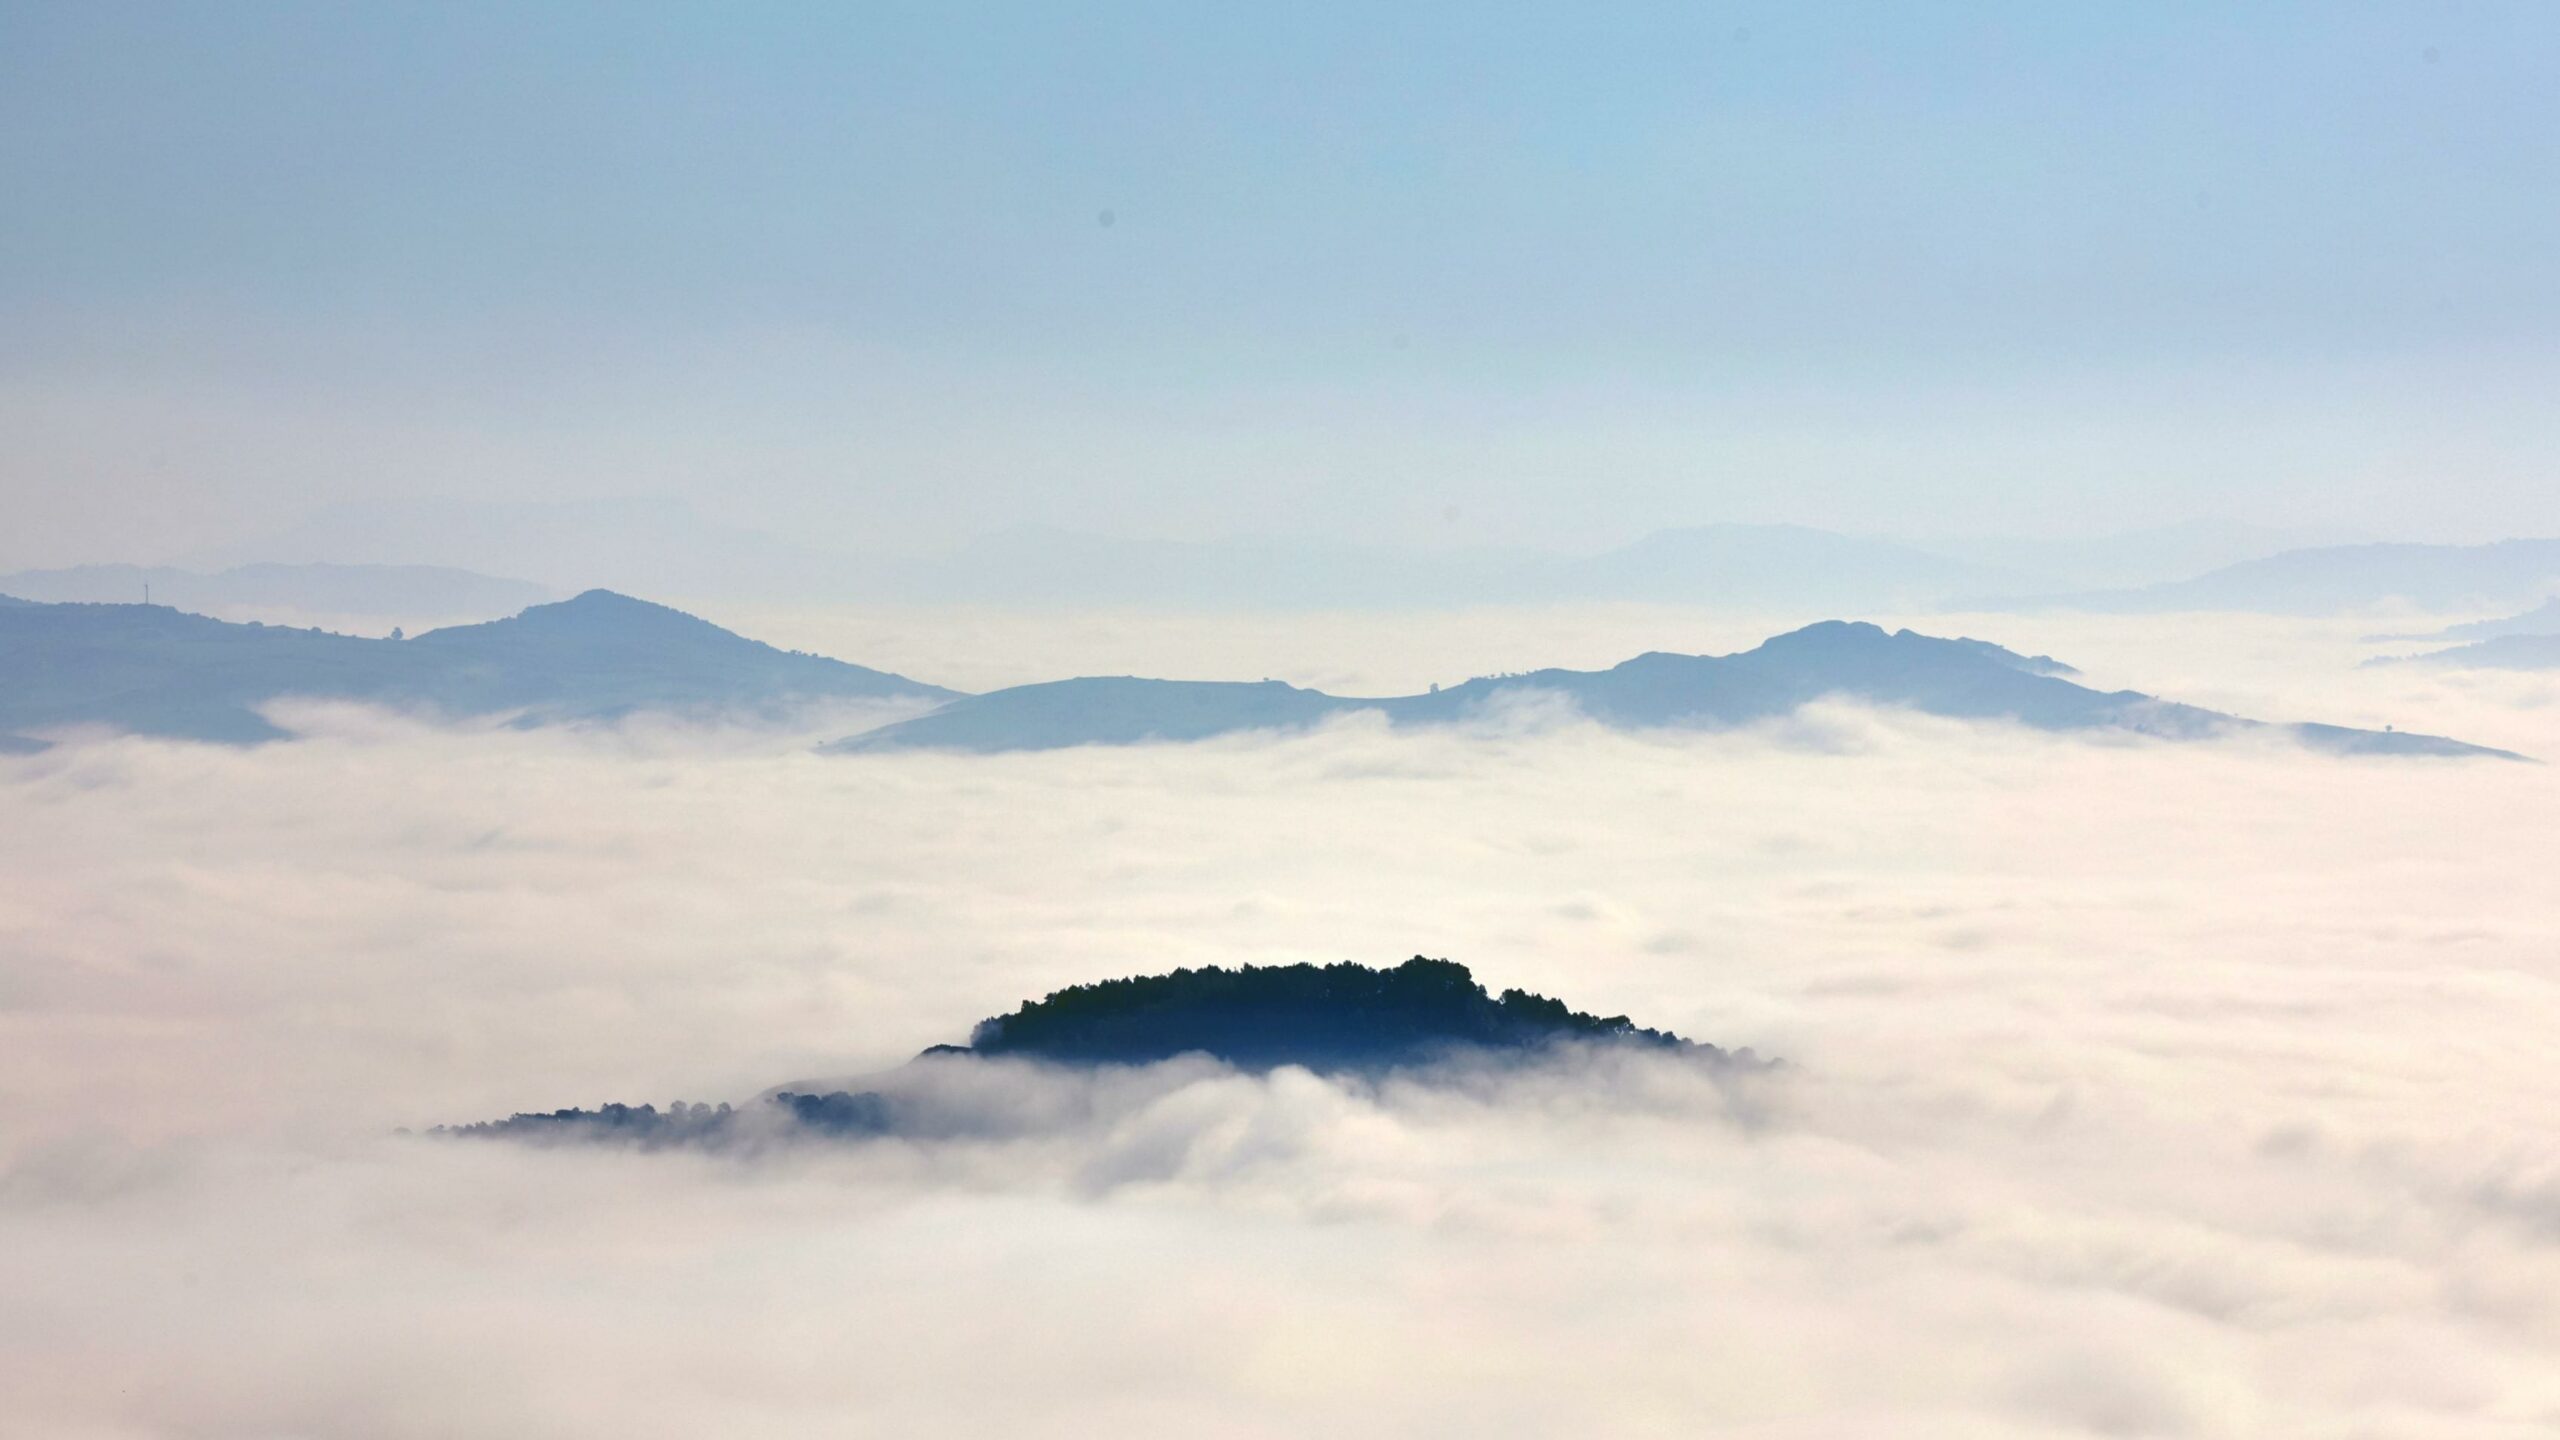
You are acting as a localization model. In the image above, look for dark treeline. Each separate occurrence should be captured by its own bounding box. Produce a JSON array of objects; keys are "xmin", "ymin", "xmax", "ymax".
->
[{"xmin": 969, "ymin": 956, "xmax": 1701, "ymax": 1070}]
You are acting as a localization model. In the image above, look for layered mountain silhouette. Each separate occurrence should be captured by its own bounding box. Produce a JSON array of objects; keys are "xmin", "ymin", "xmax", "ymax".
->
[
  {"xmin": 2361, "ymin": 596, "xmax": 2560, "ymax": 669},
  {"xmin": 194, "ymin": 508, "xmax": 2035, "ymax": 609},
  {"xmin": 1931, "ymin": 520, "xmax": 2371, "ymax": 593},
  {"xmin": 2371, "ymin": 633, "xmax": 2560, "ymax": 672},
  {"xmin": 0, "ymin": 589, "xmax": 953, "ymax": 747},
  {"xmin": 446, "ymin": 957, "xmax": 1730, "ymax": 1147},
  {"xmin": 1542, "ymin": 524, "xmax": 2030, "ymax": 609},
  {"xmin": 828, "ymin": 621, "xmax": 2516, "ymax": 760},
  {"xmin": 2366, "ymin": 597, "xmax": 2560, "ymax": 646},
  {"xmin": 0, "ymin": 562, "xmax": 553, "ymax": 620},
  {"xmin": 2013, "ymin": 540, "xmax": 2560, "ymax": 616},
  {"xmin": 5, "ymin": 596, "xmax": 2520, "ymax": 758},
  {"xmin": 919, "ymin": 523, "xmax": 2034, "ymax": 609}
]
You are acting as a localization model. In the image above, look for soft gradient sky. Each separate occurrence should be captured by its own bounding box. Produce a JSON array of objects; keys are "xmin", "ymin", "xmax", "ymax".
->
[{"xmin": 4, "ymin": 2, "xmax": 2556, "ymax": 565}]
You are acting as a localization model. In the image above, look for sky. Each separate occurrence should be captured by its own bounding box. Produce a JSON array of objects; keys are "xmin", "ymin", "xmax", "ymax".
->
[{"xmin": 5, "ymin": 2, "xmax": 2558, "ymax": 565}]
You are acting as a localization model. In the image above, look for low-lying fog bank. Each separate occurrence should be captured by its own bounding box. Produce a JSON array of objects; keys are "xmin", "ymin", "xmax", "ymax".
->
[{"xmin": 3, "ymin": 645, "xmax": 2556, "ymax": 1435}]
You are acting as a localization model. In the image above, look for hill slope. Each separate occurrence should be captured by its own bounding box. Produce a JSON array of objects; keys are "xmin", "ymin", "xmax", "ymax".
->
[{"xmin": 0, "ymin": 590, "xmax": 955, "ymax": 745}]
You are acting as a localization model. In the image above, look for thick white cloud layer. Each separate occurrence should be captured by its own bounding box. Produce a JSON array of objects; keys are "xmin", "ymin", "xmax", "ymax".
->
[{"xmin": 2, "ymin": 614, "xmax": 2556, "ymax": 1437}]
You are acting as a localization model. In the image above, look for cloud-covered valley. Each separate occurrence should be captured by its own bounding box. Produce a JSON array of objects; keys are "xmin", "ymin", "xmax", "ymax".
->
[{"xmin": 3, "ymin": 613, "xmax": 2556, "ymax": 1437}]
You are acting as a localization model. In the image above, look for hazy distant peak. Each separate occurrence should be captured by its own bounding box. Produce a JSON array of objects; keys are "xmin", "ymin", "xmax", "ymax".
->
[
  {"xmin": 1742, "ymin": 621, "xmax": 2073, "ymax": 673},
  {"xmin": 480, "ymin": 588, "xmax": 693, "ymax": 627},
  {"xmin": 1752, "ymin": 618, "xmax": 1892, "ymax": 648},
  {"xmin": 414, "ymin": 589, "xmax": 760, "ymax": 648},
  {"xmin": 491, "ymin": 587, "xmax": 660, "ymax": 615}
]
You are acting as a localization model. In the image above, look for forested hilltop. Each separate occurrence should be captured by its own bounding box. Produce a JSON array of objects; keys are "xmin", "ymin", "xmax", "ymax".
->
[{"xmin": 959, "ymin": 956, "xmax": 1695, "ymax": 1069}]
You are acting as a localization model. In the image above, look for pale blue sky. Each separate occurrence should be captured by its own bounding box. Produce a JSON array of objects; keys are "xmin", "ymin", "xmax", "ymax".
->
[{"xmin": 4, "ymin": 1, "xmax": 2555, "ymax": 564}]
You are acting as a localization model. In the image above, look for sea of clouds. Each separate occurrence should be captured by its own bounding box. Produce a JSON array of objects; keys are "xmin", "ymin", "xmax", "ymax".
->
[{"xmin": 1, "ymin": 610, "xmax": 2555, "ymax": 1437}]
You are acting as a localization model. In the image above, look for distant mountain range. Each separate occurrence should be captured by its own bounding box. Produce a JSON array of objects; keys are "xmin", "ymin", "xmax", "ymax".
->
[
  {"xmin": 887, "ymin": 522, "xmax": 2021, "ymax": 610},
  {"xmin": 1924, "ymin": 520, "xmax": 2373, "ymax": 592},
  {"xmin": 2369, "ymin": 633, "xmax": 2560, "ymax": 672},
  {"xmin": 2367, "ymin": 597, "xmax": 2560, "ymax": 646},
  {"xmin": 177, "ymin": 497, "xmax": 2538, "ymax": 615},
  {"xmin": 180, "ymin": 497, "xmax": 861, "ymax": 604},
  {"xmin": 829, "ymin": 621, "xmax": 2517, "ymax": 760},
  {"xmin": 2359, "ymin": 595, "xmax": 2560, "ymax": 669},
  {"xmin": 445, "ymin": 956, "xmax": 1733, "ymax": 1149},
  {"xmin": 0, "ymin": 590, "xmax": 952, "ymax": 749},
  {"xmin": 184, "ymin": 506, "xmax": 2039, "ymax": 610},
  {"xmin": 2013, "ymin": 540, "xmax": 2560, "ymax": 616},
  {"xmin": 2, "ymin": 593, "xmax": 2522, "ymax": 759},
  {"xmin": 0, "ymin": 563, "xmax": 553, "ymax": 621}
]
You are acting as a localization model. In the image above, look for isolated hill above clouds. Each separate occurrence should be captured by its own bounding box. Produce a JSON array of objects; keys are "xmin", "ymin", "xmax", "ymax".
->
[
  {"xmin": 447, "ymin": 956, "xmax": 1738, "ymax": 1148},
  {"xmin": 0, "ymin": 589, "xmax": 954, "ymax": 747},
  {"xmin": 943, "ymin": 954, "xmax": 1705, "ymax": 1070},
  {"xmin": 830, "ymin": 621, "xmax": 2517, "ymax": 760}
]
